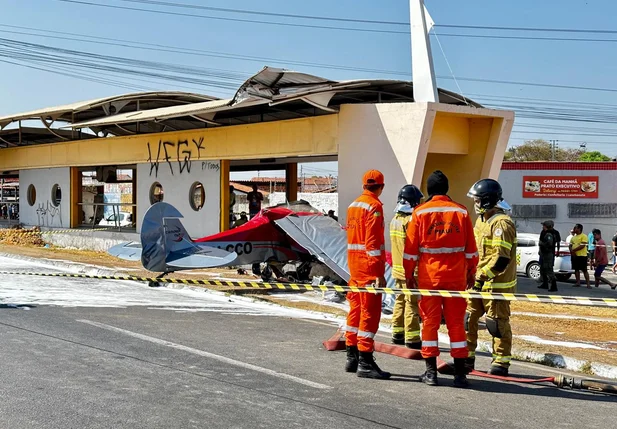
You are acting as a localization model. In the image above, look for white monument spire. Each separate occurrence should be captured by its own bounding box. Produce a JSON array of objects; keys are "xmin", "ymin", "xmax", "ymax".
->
[{"xmin": 409, "ymin": 0, "xmax": 439, "ymax": 102}]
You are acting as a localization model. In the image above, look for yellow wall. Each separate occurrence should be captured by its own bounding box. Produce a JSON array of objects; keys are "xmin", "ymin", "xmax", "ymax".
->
[
  {"xmin": 422, "ymin": 116, "xmax": 495, "ymax": 217},
  {"xmin": 0, "ymin": 115, "xmax": 339, "ymax": 170}
]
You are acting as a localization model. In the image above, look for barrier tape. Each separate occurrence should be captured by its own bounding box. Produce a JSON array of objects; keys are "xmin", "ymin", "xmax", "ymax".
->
[
  {"xmin": 0, "ymin": 228, "xmax": 111, "ymax": 235},
  {"xmin": 1, "ymin": 271, "xmax": 616, "ymax": 308}
]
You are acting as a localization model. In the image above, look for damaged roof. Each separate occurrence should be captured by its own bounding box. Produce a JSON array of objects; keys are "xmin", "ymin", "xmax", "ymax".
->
[{"xmin": 0, "ymin": 66, "xmax": 482, "ymax": 147}]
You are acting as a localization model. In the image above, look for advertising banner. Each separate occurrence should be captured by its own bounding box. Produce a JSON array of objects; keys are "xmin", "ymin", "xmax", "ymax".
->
[{"xmin": 523, "ymin": 176, "xmax": 599, "ymax": 198}]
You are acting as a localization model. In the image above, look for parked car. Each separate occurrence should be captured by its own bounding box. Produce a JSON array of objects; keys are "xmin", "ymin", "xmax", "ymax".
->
[
  {"xmin": 98, "ymin": 212, "xmax": 133, "ymax": 227},
  {"xmin": 516, "ymin": 233, "xmax": 573, "ymax": 282}
]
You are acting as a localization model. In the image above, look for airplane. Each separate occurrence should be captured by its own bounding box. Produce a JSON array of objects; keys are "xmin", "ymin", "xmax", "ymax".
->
[{"xmin": 108, "ymin": 200, "xmax": 396, "ymax": 289}]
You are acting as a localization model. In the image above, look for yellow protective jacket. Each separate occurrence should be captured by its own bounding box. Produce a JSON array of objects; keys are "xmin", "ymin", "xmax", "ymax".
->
[
  {"xmin": 389, "ymin": 212, "xmax": 412, "ymax": 280},
  {"xmin": 475, "ymin": 210, "xmax": 517, "ymax": 292}
]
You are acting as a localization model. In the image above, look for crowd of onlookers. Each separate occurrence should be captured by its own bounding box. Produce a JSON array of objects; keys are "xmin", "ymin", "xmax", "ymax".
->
[
  {"xmin": 0, "ymin": 203, "xmax": 19, "ymax": 220},
  {"xmin": 541, "ymin": 222, "xmax": 616, "ymax": 290}
]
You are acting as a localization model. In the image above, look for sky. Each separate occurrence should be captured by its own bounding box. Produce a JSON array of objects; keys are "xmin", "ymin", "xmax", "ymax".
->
[{"xmin": 1, "ymin": 0, "xmax": 616, "ymax": 180}]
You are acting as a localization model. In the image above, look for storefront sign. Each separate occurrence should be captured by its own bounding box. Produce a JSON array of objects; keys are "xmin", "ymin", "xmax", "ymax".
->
[{"xmin": 522, "ymin": 176, "xmax": 599, "ymax": 198}]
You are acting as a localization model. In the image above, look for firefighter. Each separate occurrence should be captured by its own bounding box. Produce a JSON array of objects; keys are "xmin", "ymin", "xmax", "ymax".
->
[
  {"xmin": 466, "ymin": 178, "xmax": 517, "ymax": 377},
  {"xmin": 403, "ymin": 171, "xmax": 478, "ymax": 388},
  {"xmin": 344, "ymin": 169, "xmax": 390, "ymax": 379},
  {"xmin": 390, "ymin": 184, "xmax": 424, "ymax": 349}
]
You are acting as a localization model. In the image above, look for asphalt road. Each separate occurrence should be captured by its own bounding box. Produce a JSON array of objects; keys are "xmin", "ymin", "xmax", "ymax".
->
[{"xmin": 1, "ymin": 256, "xmax": 616, "ymax": 428}]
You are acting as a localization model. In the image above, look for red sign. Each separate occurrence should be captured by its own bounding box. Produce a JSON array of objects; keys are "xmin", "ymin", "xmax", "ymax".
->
[{"xmin": 523, "ymin": 176, "xmax": 599, "ymax": 198}]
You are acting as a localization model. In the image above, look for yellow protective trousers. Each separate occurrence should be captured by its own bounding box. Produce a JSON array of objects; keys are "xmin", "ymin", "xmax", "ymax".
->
[
  {"xmin": 466, "ymin": 298, "xmax": 512, "ymax": 368},
  {"xmin": 391, "ymin": 279, "xmax": 421, "ymax": 343}
]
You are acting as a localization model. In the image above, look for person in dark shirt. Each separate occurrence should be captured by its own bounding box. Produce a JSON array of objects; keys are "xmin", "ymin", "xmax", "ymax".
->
[
  {"xmin": 612, "ymin": 231, "xmax": 617, "ymax": 275},
  {"xmin": 246, "ymin": 184, "xmax": 264, "ymax": 219},
  {"xmin": 539, "ymin": 220, "xmax": 558, "ymax": 291}
]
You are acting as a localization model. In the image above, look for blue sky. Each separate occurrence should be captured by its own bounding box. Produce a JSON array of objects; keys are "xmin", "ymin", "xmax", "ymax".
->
[{"xmin": 1, "ymin": 0, "xmax": 616, "ymax": 179}]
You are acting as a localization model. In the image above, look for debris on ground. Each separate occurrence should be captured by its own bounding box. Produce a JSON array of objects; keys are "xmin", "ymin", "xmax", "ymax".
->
[{"xmin": 0, "ymin": 227, "xmax": 45, "ymax": 247}]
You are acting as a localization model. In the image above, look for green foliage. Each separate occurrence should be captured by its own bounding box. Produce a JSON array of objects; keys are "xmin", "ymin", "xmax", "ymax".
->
[
  {"xmin": 505, "ymin": 139, "xmax": 582, "ymax": 162},
  {"xmin": 578, "ymin": 151, "xmax": 611, "ymax": 162}
]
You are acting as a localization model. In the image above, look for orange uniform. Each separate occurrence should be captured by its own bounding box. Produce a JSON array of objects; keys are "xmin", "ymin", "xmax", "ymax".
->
[
  {"xmin": 403, "ymin": 195, "xmax": 478, "ymax": 359},
  {"xmin": 346, "ymin": 189, "xmax": 386, "ymax": 353}
]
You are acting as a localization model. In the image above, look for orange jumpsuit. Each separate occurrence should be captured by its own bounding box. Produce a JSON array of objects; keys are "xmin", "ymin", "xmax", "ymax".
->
[
  {"xmin": 403, "ymin": 195, "xmax": 478, "ymax": 359},
  {"xmin": 345, "ymin": 190, "xmax": 386, "ymax": 353}
]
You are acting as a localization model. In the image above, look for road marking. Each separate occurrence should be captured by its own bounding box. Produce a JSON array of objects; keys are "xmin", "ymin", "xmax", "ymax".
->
[{"xmin": 78, "ymin": 319, "xmax": 331, "ymax": 390}]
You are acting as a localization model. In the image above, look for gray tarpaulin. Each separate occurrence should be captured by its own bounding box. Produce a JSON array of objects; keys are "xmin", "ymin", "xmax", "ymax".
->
[{"xmin": 274, "ymin": 215, "xmax": 395, "ymax": 288}]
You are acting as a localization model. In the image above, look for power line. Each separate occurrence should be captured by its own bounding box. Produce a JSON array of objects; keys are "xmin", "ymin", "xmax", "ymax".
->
[
  {"xmin": 435, "ymin": 24, "xmax": 617, "ymax": 35},
  {"xmin": 54, "ymin": 0, "xmax": 408, "ymax": 35},
  {"xmin": 117, "ymin": 0, "xmax": 406, "ymax": 26},
  {"xmin": 435, "ymin": 33, "xmax": 617, "ymax": 44}
]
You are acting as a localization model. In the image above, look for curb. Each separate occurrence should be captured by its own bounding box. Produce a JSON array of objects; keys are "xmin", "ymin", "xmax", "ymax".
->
[
  {"xmin": 2, "ymin": 250, "xmax": 616, "ymax": 379},
  {"xmin": 0, "ymin": 252, "xmax": 127, "ymax": 277}
]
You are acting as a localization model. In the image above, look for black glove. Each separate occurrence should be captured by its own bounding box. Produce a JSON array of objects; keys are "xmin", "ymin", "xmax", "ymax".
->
[{"xmin": 473, "ymin": 280, "xmax": 484, "ymax": 292}]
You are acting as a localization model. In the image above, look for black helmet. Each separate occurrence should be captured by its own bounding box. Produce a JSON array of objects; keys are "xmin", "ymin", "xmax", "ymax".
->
[
  {"xmin": 467, "ymin": 179, "xmax": 507, "ymax": 210},
  {"xmin": 398, "ymin": 185, "xmax": 424, "ymax": 207}
]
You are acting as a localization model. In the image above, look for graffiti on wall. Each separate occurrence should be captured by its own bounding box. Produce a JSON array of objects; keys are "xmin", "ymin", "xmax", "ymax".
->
[
  {"xmin": 147, "ymin": 137, "xmax": 206, "ymax": 177},
  {"xmin": 36, "ymin": 201, "xmax": 62, "ymax": 227}
]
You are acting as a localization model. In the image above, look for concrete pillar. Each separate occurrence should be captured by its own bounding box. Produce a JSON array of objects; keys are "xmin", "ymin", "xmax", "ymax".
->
[
  {"xmin": 337, "ymin": 102, "xmax": 514, "ymax": 247},
  {"xmin": 70, "ymin": 167, "xmax": 82, "ymax": 228},
  {"xmin": 285, "ymin": 163, "xmax": 298, "ymax": 202},
  {"xmin": 220, "ymin": 159, "xmax": 230, "ymax": 231}
]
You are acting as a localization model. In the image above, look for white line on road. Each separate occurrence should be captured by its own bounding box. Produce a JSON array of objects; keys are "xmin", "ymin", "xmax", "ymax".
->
[{"xmin": 78, "ymin": 319, "xmax": 331, "ymax": 390}]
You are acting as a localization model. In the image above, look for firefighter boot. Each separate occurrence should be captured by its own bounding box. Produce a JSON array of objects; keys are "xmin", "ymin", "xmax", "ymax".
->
[
  {"xmin": 391, "ymin": 333, "xmax": 405, "ymax": 345},
  {"xmin": 453, "ymin": 358, "xmax": 470, "ymax": 388},
  {"xmin": 357, "ymin": 352, "xmax": 391, "ymax": 379},
  {"xmin": 446, "ymin": 357, "xmax": 474, "ymax": 374},
  {"xmin": 345, "ymin": 346, "xmax": 359, "ymax": 373},
  {"xmin": 419, "ymin": 357, "xmax": 438, "ymax": 386},
  {"xmin": 488, "ymin": 365, "xmax": 509, "ymax": 377}
]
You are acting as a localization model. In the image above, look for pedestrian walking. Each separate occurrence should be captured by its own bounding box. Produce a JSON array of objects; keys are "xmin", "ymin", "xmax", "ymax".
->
[
  {"xmin": 403, "ymin": 171, "xmax": 478, "ymax": 388},
  {"xmin": 344, "ymin": 169, "xmax": 390, "ymax": 379},
  {"xmin": 538, "ymin": 220, "xmax": 558, "ymax": 292},
  {"xmin": 569, "ymin": 224, "xmax": 591, "ymax": 288},
  {"xmin": 466, "ymin": 178, "xmax": 517, "ymax": 377},
  {"xmin": 590, "ymin": 229, "xmax": 616, "ymax": 290},
  {"xmin": 389, "ymin": 184, "xmax": 423, "ymax": 350}
]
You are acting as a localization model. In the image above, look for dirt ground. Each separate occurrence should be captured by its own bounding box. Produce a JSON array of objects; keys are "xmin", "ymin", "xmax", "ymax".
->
[{"xmin": 2, "ymin": 243, "xmax": 616, "ymax": 369}]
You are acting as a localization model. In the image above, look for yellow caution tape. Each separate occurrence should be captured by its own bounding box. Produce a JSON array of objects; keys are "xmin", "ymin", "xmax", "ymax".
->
[
  {"xmin": 0, "ymin": 228, "xmax": 111, "ymax": 235},
  {"xmin": 1, "ymin": 271, "xmax": 616, "ymax": 308}
]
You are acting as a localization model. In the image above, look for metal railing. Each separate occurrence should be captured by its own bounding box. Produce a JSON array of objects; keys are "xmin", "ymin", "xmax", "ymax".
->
[{"xmin": 77, "ymin": 202, "xmax": 136, "ymax": 231}]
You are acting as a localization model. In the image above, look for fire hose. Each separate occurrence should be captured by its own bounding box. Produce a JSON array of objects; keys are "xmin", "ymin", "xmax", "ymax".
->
[{"xmin": 323, "ymin": 330, "xmax": 617, "ymax": 395}]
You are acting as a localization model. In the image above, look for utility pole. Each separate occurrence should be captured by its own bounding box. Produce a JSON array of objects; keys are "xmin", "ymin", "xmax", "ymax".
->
[{"xmin": 550, "ymin": 139, "xmax": 558, "ymax": 161}]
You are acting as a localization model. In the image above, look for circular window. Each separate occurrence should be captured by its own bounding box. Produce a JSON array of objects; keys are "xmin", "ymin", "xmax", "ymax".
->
[
  {"xmin": 189, "ymin": 182, "xmax": 205, "ymax": 211},
  {"xmin": 51, "ymin": 184, "xmax": 62, "ymax": 207},
  {"xmin": 149, "ymin": 182, "xmax": 164, "ymax": 205},
  {"xmin": 27, "ymin": 184, "xmax": 37, "ymax": 206}
]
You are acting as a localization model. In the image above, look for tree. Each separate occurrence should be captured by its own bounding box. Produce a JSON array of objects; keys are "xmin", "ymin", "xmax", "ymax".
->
[
  {"xmin": 505, "ymin": 139, "xmax": 583, "ymax": 162},
  {"xmin": 578, "ymin": 151, "xmax": 612, "ymax": 162}
]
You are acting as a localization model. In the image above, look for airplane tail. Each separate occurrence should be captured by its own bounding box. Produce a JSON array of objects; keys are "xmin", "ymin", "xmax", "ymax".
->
[{"xmin": 140, "ymin": 202, "xmax": 236, "ymax": 273}]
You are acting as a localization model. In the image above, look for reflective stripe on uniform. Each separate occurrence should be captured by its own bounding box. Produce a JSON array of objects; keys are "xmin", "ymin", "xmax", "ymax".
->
[
  {"xmin": 403, "ymin": 253, "xmax": 418, "ymax": 261},
  {"xmin": 485, "ymin": 279, "xmax": 517, "ymax": 289},
  {"xmin": 481, "ymin": 266, "xmax": 496, "ymax": 279},
  {"xmin": 392, "ymin": 327, "xmax": 405, "ymax": 334},
  {"xmin": 493, "ymin": 354, "xmax": 512, "ymax": 363},
  {"xmin": 483, "ymin": 238, "xmax": 514, "ymax": 250},
  {"xmin": 419, "ymin": 246, "xmax": 465, "ymax": 254},
  {"xmin": 405, "ymin": 331, "xmax": 421, "ymax": 340},
  {"xmin": 345, "ymin": 326, "xmax": 359, "ymax": 333},
  {"xmin": 390, "ymin": 231, "xmax": 406, "ymax": 239},
  {"xmin": 358, "ymin": 330, "xmax": 376, "ymax": 339},
  {"xmin": 450, "ymin": 341, "xmax": 467, "ymax": 349},
  {"xmin": 422, "ymin": 340, "xmax": 439, "ymax": 347},
  {"xmin": 367, "ymin": 250, "xmax": 382, "ymax": 257},
  {"xmin": 348, "ymin": 244, "xmax": 366, "ymax": 251},
  {"xmin": 348, "ymin": 201, "xmax": 371, "ymax": 211},
  {"xmin": 465, "ymin": 252, "xmax": 479, "ymax": 259},
  {"xmin": 414, "ymin": 206, "xmax": 468, "ymax": 216}
]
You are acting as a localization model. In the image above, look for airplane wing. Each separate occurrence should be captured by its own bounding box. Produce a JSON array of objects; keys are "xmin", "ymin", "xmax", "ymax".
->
[
  {"xmin": 274, "ymin": 215, "xmax": 395, "ymax": 288},
  {"xmin": 108, "ymin": 241, "xmax": 142, "ymax": 261}
]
